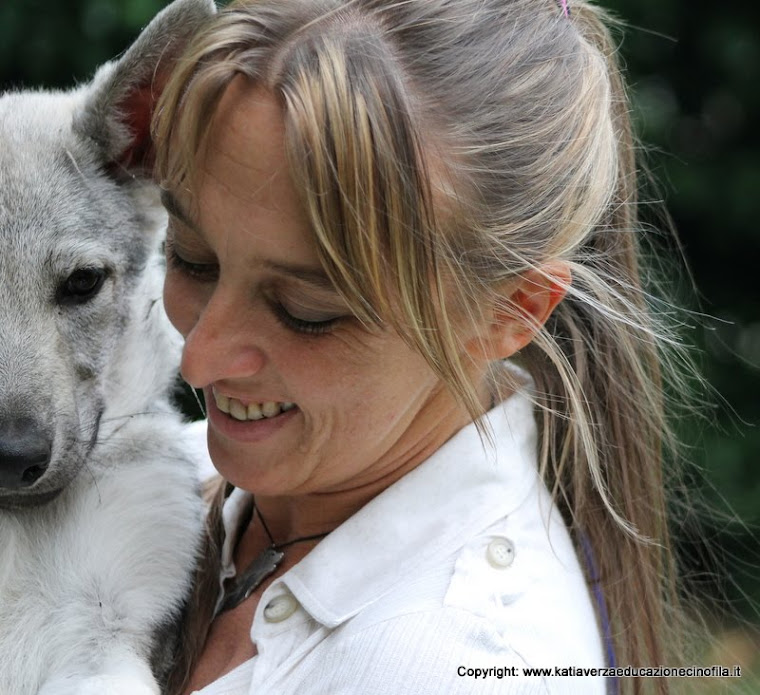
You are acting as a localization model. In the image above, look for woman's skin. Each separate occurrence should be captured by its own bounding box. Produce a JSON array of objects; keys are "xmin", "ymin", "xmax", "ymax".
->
[{"xmin": 162, "ymin": 76, "xmax": 568, "ymax": 690}]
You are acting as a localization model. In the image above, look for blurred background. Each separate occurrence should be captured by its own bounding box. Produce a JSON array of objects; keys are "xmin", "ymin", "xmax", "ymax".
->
[{"xmin": 1, "ymin": 0, "xmax": 757, "ymax": 690}]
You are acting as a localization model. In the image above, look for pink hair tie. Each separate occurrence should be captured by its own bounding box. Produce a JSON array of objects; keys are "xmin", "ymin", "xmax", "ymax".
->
[{"xmin": 558, "ymin": 0, "xmax": 570, "ymax": 17}]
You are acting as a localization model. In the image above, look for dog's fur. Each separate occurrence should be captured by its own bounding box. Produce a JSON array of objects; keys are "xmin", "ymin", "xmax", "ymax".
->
[{"xmin": 0, "ymin": 1, "xmax": 217, "ymax": 693}]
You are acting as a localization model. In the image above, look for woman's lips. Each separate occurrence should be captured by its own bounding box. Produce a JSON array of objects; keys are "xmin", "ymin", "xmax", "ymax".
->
[{"xmin": 205, "ymin": 387, "xmax": 299, "ymax": 443}]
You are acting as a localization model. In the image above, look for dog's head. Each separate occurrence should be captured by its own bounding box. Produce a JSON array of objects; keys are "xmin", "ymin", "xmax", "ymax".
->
[{"xmin": 0, "ymin": 0, "xmax": 215, "ymax": 508}]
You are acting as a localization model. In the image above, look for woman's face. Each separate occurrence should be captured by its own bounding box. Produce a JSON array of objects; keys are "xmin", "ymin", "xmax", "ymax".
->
[{"xmin": 162, "ymin": 78, "xmax": 470, "ymax": 498}]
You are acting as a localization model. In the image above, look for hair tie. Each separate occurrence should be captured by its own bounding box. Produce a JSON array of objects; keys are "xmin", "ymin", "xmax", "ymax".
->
[{"xmin": 558, "ymin": 0, "xmax": 570, "ymax": 17}]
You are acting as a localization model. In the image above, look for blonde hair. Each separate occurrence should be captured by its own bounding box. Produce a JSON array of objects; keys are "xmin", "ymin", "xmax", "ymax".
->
[{"xmin": 154, "ymin": 1, "xmax": 695, "ymax": 691}]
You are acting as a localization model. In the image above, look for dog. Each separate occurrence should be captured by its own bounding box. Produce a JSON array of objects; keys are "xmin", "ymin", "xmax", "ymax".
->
[{"xmin": 0, "ymin": 0, "xmax": 217, "ymax": 693}]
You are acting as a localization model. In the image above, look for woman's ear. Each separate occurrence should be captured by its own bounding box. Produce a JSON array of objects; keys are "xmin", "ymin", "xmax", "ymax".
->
[{"xmin": 466, "ymin": 261, "xmax": 571, "ymax": 362}]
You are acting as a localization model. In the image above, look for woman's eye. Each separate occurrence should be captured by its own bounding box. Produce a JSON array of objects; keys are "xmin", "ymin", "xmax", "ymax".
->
[
  {"xmin": 269, "ymin": 300, "xmax": 342, "ymax": 336},
  {"xmin": 165, "ymin": 239, "xmax": 218, "ymax": 281}
]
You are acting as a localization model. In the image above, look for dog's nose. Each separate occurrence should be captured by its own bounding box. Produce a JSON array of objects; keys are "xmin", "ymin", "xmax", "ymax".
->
[{"xmin": 0, "ymin": 417, "xmax": 52, "ymax": 489}]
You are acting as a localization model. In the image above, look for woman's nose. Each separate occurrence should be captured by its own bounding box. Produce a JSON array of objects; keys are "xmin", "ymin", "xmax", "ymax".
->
[{"xmin": 179, "ymin": 290, "xmax": 267, "ymax": 388}]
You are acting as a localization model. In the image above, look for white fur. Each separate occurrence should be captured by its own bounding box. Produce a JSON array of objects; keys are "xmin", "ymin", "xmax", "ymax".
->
[
  {"xmin": 0, "ymin": 0, "xmax": 217, "ymax": 692},
  {"xmin": 0, "ymin": 255, "xmax": 208, "ymax": 695}
]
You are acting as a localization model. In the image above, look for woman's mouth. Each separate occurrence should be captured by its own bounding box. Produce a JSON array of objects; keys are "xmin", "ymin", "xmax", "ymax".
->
[{"xmin": 211, "ymin": 387, "xmax": 296, "ymax": 422}]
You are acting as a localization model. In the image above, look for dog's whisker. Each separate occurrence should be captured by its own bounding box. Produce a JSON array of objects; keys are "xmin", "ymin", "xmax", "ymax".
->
[
  {"xmin": 64, "ymin": 148, "xmax": 91, "ymax": 188},
  {"xmin": 189, "ymin": 387, "xmax": 206, "ymax": 418},
  {"xmin": 145, "ymin": 297, "xmax": 161, "ymax": 320}
]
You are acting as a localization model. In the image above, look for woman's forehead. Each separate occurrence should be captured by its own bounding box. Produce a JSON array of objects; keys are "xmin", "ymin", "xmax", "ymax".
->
[
  {"xmin": 202, "ymin": 78, "xmax": 290, "ymax": 196},
  {"xmin": 163, "ymin": 80, "xmax": 323, "ymax": 273}
]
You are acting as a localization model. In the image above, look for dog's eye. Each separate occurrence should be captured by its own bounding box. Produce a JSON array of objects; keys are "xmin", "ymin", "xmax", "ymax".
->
[{"xmin": 58, "ymin": 268, "xmax": 107, "ymax": 305}]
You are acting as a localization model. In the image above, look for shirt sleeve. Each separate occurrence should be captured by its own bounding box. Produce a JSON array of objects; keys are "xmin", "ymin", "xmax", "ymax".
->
[{"xmin": 293, "ymin": 607, "xmax": 600, "ymax": 695}]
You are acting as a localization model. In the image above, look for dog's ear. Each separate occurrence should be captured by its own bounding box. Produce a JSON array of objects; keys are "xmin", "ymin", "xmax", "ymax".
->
[{"xmin": 75, "ymin": 0, "xmax": 216, "ymax": 178}]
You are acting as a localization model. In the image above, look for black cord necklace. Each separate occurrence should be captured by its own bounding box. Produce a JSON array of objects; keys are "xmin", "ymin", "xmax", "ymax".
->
[{"xmin": 219, "ymin": 503, "xmax": 329, "ymax": 614}]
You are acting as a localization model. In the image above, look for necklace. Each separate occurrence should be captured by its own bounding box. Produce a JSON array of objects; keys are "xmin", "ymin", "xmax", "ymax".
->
[{"xmin": 218, "ymin": 502, "xmax": 329, "ymax": 614}]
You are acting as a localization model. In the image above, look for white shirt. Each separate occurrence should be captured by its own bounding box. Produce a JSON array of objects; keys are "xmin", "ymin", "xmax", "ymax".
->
[{"xmin": 193, "ymin": 389, "xmax": 606, "ymax": 694}]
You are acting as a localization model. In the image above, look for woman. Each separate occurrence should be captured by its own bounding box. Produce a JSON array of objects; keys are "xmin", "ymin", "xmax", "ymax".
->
[{"xmin": 154, "ymin": 0, "xmax": 687, "ymax": 692}]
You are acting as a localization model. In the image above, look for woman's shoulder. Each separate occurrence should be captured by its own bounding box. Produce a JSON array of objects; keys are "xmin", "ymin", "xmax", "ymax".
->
[
  {"xmin": 291, "ymin": 506, "xmax": 605, "ymax": 694},
  {"xmin": 345, "ymin": 504, "xmax": 604, "ymax": 659}
]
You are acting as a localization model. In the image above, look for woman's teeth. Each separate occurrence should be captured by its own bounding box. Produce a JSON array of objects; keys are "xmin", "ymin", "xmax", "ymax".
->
[{"xmin": 213, "ymin": 391, "xmax": 295, "ymax": 421}]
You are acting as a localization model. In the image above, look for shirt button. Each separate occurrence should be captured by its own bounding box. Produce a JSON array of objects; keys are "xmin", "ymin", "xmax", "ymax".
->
[
  {"xmin": 486, "ymin": 537, "xmax": 515, "ymax": 568},
  {"xmin": 263, "ymin": 593, "xmax": 299, "ymax": 623}
]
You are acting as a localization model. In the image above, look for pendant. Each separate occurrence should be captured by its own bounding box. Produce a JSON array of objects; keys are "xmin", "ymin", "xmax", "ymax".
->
[{"xmin": 219, "ymin": 546, "xmax": 285, "ymax": 614}]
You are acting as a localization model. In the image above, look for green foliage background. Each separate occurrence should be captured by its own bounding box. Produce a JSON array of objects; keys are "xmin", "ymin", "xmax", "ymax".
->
[{"xmin": 1, "ymin": 0, "xmax": 757, "ymax": 624}]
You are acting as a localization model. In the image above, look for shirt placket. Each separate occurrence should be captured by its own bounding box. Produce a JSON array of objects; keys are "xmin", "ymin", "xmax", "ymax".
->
[{"xmin": 248, "ymin": 580, "xmax": 323, "ymax": 693}]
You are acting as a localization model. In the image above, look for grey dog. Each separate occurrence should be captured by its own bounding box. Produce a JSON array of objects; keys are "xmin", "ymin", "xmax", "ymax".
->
[{"xmin": 0, "ymin": 0, "xmax": 217, "ymax": 693}]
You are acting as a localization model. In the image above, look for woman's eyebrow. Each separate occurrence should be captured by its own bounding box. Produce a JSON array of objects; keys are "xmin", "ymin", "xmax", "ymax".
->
[
  {"xmin": 160, "ymin": 189, "xmax": 202, "ymax": 235},
  {"xmin": 161, "ymin": 189, "xmax": 336, "ymax": 291},
  {"xmin": 262, "ymin": 261, "xmax": 336, "ymax": 291}
]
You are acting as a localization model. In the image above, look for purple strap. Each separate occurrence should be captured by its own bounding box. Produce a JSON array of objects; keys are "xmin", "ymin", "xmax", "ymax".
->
[
  {"xmin": 559, "ymin": 0, "xmax": 570, "ymax": 17},
  {"xmin": 579, "ymin": 533, "xmax": 619, "ymax": 695}
]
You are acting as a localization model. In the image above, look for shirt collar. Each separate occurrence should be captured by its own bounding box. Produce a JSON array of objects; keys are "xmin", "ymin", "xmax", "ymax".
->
[{"xmin": 278, "ymin": 386, "xmax": 541, "ymax": 628}]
